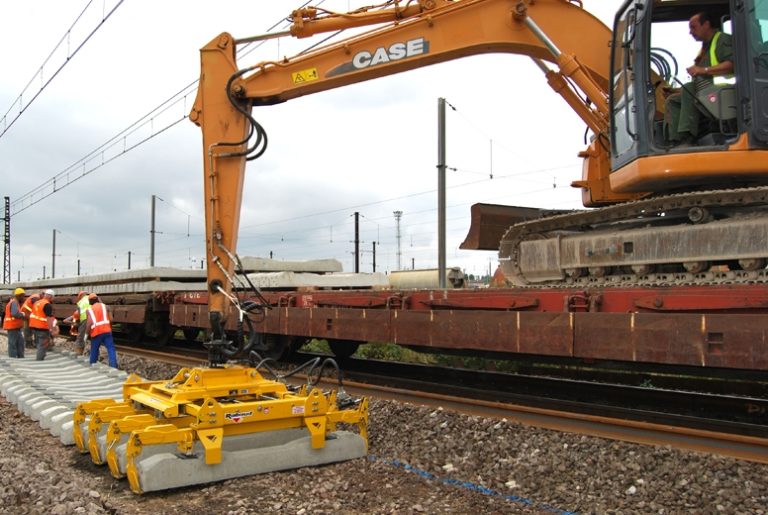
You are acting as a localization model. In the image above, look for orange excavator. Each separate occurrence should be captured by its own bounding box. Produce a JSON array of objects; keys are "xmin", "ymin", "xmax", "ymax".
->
[{"xmin": 190, "ymin": 0, "xmax": 768, "ymax": 356}]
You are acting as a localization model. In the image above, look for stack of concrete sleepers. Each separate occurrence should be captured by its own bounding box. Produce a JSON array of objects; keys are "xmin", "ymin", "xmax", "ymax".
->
[
  {"xmin": 6, "ymin": 258, "xmax": 348, "ymax": 297},
  {"xmin": 0, "ymin": 350, "xmax": 127, "ymax": 445}
]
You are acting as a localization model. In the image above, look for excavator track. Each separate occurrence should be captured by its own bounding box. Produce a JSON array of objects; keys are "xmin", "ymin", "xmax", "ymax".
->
[{"xmin": 499, "ymin": 186, "xmax": 768, "ymax": 288}]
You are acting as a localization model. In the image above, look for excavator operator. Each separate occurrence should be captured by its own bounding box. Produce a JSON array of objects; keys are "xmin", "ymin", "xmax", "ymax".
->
[{"xmin": 664, "ymin": 11, "xmax": 735, "ymax": 147}]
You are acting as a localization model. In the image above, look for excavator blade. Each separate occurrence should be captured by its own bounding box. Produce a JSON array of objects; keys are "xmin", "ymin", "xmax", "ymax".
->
[{"xmin": 460, "ymin": 203, "xmax": 572, "ymax": 251}]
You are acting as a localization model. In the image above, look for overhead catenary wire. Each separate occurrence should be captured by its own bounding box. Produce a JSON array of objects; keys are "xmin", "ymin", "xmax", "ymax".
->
[
  {"xmin": 0, "ymin": 0, "xmax": 125, "ymax": 140},
  {"xmin": 7, "ymin": 0, "xmax": 321, "ymax": 216},
  {"xmin": 6, "ymin": 1, "xmax": 549, "ymax": 222}
]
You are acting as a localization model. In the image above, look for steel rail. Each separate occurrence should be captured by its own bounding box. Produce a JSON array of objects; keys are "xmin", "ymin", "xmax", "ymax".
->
[
  {"xmin": 114, "ymin": 345, "xmax": 768, "ymax": 464},
  {"xmin": 338, "ymin": 379, "xmax": 768, "ymax": 464}
]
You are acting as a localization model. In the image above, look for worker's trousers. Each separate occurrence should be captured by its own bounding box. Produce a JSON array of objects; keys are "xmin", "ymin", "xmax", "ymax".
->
[
  {"xmin": 75, "ymin": 319, "xmax": 88, "ymax": 353},
  {"xmin": 89, "ymin": 333, "xmax": 118, "ymax": 368},
  {"xmin": 33, "ymin": 329, "xmax": 51, "ymax": 361},
  {"xmin": 7, "ymin": 329, "xmax": 24, "ymax": 358}
]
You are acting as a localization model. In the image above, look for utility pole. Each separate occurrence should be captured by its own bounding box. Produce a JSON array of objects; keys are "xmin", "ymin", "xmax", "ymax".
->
[
  {"xmin": 128, "ymin": 251, "xmax": 132, "ymax": 270},
  {"xmin": 393, "ymin": 210, "xmax": 403, "ymax": 270},
  {"xmin": 354, "ymin": 211, "xmax": 360, "ymax": 273},
  {"xmin": 2, "ymin": 197, "xmax": 10, "ymax": 284},
  {"xmin": 77, "ymin": 259, "xmax": 81, "ymax": 276},
  {"xmin": 437, "ymin": 97, "xmax": 447, "ymax": 288}
]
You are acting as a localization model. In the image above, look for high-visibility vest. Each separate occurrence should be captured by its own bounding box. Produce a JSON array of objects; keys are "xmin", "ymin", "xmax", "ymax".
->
[
  {"xmin": 3, "ymin": 299, "xmax": 24, "ymax": 330},
  {"xmin": 69, "ymin": 309, "xmax": 80, "ymax": 336},
  {"xmin": 87, "ymin": 303, "xmax": 112, "ymax": 337},
  {"xmin": 29, "ymin": 298, "xmax": 51, "ymax": 330},
  {"xmin": 21, "ymin": 294, "xmax": 39, "ymax": 316},
  {"xmin": 77, "ymin": 296, "xmax": 91, "ymax": 322},
  {"xmin": 710, "ymin": 31, "xmax": 736, "ymax": 85}
]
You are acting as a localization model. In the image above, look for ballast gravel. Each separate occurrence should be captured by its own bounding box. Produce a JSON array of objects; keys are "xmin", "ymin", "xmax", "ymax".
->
[{"xmin": 0, "ymin": 334, "xmax": 766, "ymax": 514}]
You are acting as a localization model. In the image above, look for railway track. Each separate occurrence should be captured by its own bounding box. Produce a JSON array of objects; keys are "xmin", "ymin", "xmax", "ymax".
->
[{"xmin": 113, "ymin": 344, "xmax": 768, "ymax": 464}]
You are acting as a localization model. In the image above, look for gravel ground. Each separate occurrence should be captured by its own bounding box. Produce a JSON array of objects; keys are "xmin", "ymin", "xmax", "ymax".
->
[{"xmin": 0, "ymin": 333, "xmax": 766, "ymax": 514}]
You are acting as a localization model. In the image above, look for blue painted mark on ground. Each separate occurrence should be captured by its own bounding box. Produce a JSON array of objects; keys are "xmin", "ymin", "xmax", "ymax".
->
[{"xmin": 369, "ymin": 455, "xmax": 578, "ymax": 514}]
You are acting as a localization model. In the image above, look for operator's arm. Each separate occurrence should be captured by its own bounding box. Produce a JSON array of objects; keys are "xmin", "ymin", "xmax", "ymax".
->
[
  {"xmin": 688, "ymin": 60, "xmax": 733, "ymax": 77},
  {"xmin": 10, "ymin": 300, "xmax": 25, "ymax": 320},
  {"xmin": 689, "ymin": 33, "xmax": 734, "ymax": 78}
]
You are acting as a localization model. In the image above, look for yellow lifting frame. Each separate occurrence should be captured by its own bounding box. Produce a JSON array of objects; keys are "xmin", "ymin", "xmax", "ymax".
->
[
  {"xmin": 73, "ymin": 398, "xmax": 124, "ymax": 452},
  {"xmin": 75, "ymin": 364, "xmax": 369, "ymax": 492},
  {"xmin": 87, "ymin": 403, "xmax": 148, "ymax": 464},
  {"xmin": 104, "ymin": 413, "xmax": 183, "ymax": 478}
]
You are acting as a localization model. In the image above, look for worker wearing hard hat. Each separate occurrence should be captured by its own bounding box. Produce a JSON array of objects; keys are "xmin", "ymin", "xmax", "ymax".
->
[
  {"xmin": 74, "ymin": 290, "xmax": 91, "ymax": 355},
  {"xmin": 20, "ymin": 292, "xmax": 41, "ymax": 348},
  {"xmin": 85, "ymin": 294, "xmax": 118, "ymax": 368},
  {"xmin": 3, "ymin": 287, "xmax": 27, "ymax": 358},
  {"xmin": 29, "ymin": 289, "xmax": 59, "ymax": 361}
]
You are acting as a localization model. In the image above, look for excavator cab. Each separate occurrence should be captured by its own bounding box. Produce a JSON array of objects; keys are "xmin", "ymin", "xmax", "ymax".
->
[{"xmin": 607, "ymin": 0, "xmax": 768, "ymax": 195}]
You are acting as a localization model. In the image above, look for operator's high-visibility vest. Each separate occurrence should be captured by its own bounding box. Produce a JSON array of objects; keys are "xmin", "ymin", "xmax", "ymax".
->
[
  {"xmin": 29, "ymin": 298, "xmax": 51, "ymax": 330},
  {"xmin": 77, "ymin": 296, "xmax": 91, "ymax": 322},
  {"xmin": 710, "ymin": 31, "xmax": 736, "ymax": 85},
  {"xmin": 87, "ymin": 303, "xmax": 112, "ymax": 337},
  {"xmin": 3, "ymin": 299, "xmax": 24, "ymax": 330}
]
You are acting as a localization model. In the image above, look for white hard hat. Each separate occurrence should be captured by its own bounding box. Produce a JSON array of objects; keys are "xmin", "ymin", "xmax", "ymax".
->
[{"xmin": 44, "ymin": 289, "xmax": 55, "ymax": 296}]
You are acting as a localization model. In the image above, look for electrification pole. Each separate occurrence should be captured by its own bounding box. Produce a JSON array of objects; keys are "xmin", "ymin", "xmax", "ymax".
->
[
  {"xmin": 51, "ymin": 229, "xmax": 57, "ymax": 278},
  {"xmin": 372, "ymin": 241, "xmax": 376, "ymax": 272},
  {"xmin": 2, "ymin": 197, "xmax": 10, "ymax": 284},
  {"xmin": 393, "ymin": 210, "xmax": 403, "ymax": 270},
  {"xmin": 354, "ymin": 211, "xmax": 360, "ymax": 273},
  {"xmin": 150, "ymin": 194, "xmax": 157, "ymax": 267},
  {"xmin": 437, "ymin": 97, "xmax": 447, "ymax": 288}
]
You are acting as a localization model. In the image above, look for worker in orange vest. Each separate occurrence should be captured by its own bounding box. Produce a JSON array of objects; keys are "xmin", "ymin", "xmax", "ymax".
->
[
  {"xmin": 20, "ymin": 292, "xmax": 41, "ymax": 348},
  {"xmin": 62, "ymin": 308, "xmax": 81, "ymax": 338},
  {"xmin": 85, "ymin": 294, "xmax": 118, "ymax": 368},
  {"xmin": 3, "ymin": 287, "xmax": 27, "ymax": 358},
  {"xmin": 29, "ymin": 289, "xmax": 59, "ymax": 361}
]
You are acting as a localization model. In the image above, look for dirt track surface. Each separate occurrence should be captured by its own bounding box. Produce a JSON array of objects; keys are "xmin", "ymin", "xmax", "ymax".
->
[{"xmin": 0, "ymin": 335, "xmax": 766, "ymax": 514}]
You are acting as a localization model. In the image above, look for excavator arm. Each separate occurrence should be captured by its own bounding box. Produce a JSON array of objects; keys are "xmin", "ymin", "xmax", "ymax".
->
[{"xmin": 190, "ymin": 0, "xmax": 618, "ymax": 349}]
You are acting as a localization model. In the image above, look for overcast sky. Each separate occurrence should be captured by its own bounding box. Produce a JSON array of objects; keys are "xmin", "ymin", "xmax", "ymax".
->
[{"xmin": 0, "ymin": 1, "xmax": 696, "ymax": 283}]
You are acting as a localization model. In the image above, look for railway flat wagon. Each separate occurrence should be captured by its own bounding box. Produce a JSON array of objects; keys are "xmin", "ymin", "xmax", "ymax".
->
[{"xmin": 170, "ymin": 282, "xmax": 768, "ymax": 372}]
